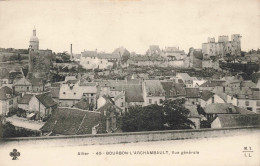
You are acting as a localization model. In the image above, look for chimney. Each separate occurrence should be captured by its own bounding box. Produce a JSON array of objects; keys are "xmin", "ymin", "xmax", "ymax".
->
[
  {"xmin": 70, "ymin": 44, "xmax": 73, "ymax": 59},
  {"xmin": 70, "ymin": 44, "xmax": 72, "ymax": 55}
]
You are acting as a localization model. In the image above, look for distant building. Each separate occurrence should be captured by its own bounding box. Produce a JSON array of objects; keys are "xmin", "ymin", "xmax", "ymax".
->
[
  {"xmin": 80, "ymin": 50, "xmax": 120, "ymax": 70},
  {"xmin": 185, "ymin": 48, "xmax": 203, "ymax": 69},
  {"xmin": 162, "ymin": 46, "xmax": 186, "ymax": 60},
  {"xmin": 202, "ymin": 34, "xmax": 242, "ymax": 57},
  {"xmin": 29, "ymin": 27, "xmax": 39, "ymax": 51}
]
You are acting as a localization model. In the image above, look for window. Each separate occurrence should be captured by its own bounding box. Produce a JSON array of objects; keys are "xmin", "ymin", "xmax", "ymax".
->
[
  {"xmin": 63, "ymin": 92, "xmax": 66, "ymax": 95},
  {"xmin": 91, "ymin": 98, "xmax": 94, "ymax": 103},
  {"xmin": 91, "ymin": 93, "xmax": 94, "ymax": 96},
  {"xmin": 9, "ymin": 100, "xmax": 13, "ymax": 105},
  {"xmin": 149, "ymin": 99, "xmax": 152, "ymax": 104},
  {"xmin": 256, "ymin": 101, "xmax": 260, "ymax": 106},
  {"xmin": 87, "ymin": 61, "xmax": 89, "ymax": 64},
  {"xmin": 212, "ymin": 96, "xmax": 215, "ymax": 103},
  {"xmin": 101, "ymin": 61, "xmax": 102, "ymax": 64},
  {"xmin": 121, "ymin": 102, "xmax": 124, "ymax": 107},
  {"xmin": 74, "ymin": 92, "xmax": 76, "ymax": 95},
  {"xmin": 245, "ymin": 101, "xmax": 250, "ymax": 106},
  {"xmin": 154, "ymin": 101, "xmax": 158, "ymax": 105},
  {"xmin": 27, "ymin": 86, "xmax": 29, "ymax": 91}
]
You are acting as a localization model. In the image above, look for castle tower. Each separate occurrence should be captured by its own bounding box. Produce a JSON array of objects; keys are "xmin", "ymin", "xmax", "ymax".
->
[{"xmin": 29, "ymin": 27, "xmax": 39, "ymax": 51}]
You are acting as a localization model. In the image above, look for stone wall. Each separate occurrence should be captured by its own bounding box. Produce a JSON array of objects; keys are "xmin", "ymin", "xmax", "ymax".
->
[{"xmin": 1, "ymin": 127, "xmax": 259, "ymax": 147}]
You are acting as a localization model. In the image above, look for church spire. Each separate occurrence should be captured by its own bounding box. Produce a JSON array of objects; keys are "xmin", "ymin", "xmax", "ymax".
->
[{"xmin": 33, "ymin": 26, "xmax": 36, "ymax": 36}]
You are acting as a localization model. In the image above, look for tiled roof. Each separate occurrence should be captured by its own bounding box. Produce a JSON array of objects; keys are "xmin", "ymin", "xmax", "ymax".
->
[
  {"xmin": 240, "ymin": 81, "xmax": 256, "ymax": 88},
  {"xmin": 125, "ymin": 84, "xmax": 144, "ymax": 102},
  {"xmin": 201, "ymin": 90, "xmax": 214, "ymax": 101},
  {"xmin": 59, "ymin": 83, "xmax": 97, "ymax": 100},
  {"xmin": 144, "ymin": 80, "xmax": 165, "ymax": 96},
  {"xmin": 200, "ymin": 80, "xmax": 225, "ymax": 87},
  {"xmin": 97, "ymin": 53, "xmax": 120, "ymax": 59},
  {"xmin": 40, "ymin": 107, "xmax": 101, "ymax": 135},
  {"xmin": 216, "ymin": 114, "xmax": 260, "ymax": 128},
  {"xmin": 49, "ymin": 87, "xmax": 60, "ymax": 98},
  {"xmin": 185, "ymin": 88, "xmax": 200, "ymax": 98},
  {"xmin": 18, "ymin": 94, "xmax": 33, "ymax": 104},
  {"xmin": 161, "ymin": 82, "xmax": 186, "ymax": 98},
  {"xmin": 30, "ymin": 78, "xmax": 43, "ymax": 86},
  {"xmin": 177, "ymin": 73, "xmax": 191, "ymax": 81},
  {"xmin": 0, "ymin": 86, "xmax": 13, "ymax": 100},
  {"xmin": 204, "ymin": 103, "xmax": 255, "ymax": 114},
  {"xmin": 36, "ymin": 93, "xmax": 57, "ymax": 108},
  {"xmin": 73, "ymin": 98, "xmax": 90, "ymax": 110},
  {"xmin": 14, "ymin": 77, "xmax": 32, "ymax": 86},
  {"xmin": 81, "ymin": 50, "xmax": 98, "ymax": 57}
]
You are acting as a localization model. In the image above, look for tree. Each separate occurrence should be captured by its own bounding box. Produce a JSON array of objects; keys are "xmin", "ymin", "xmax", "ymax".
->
[
  {"xmin": 121, "ymin": 99, "xmax": 194, "ymax": 132},
  {"xmin": 163, "ymin": 99, "xmax": 195, "ymax": 130},
  {"xmin": 122, "ymin": 105, "xmax": 165, "ymax": 132},
  {"xmin": 121, "ymin": 50, "xmax": 130, "ymax": 64}
]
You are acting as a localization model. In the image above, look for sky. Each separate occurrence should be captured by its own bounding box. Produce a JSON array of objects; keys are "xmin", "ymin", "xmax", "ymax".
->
[{"xmin": 0, "ymin": 0, "xmax": 259, "ymax": 54}]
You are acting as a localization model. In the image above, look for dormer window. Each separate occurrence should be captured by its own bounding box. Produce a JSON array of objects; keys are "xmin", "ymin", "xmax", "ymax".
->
[
  {"xmin": 6, "ymin": 94, "xmax": 11, "ymax": 98},
  {"xmin": 148, "ymin": 92, "xmax": 152, "ymax": 96}
]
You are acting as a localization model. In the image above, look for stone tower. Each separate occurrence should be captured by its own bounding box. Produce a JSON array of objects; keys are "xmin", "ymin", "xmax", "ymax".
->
[{"xmin": 29, "ymin": 27, "xmax": 39, "ymax": 51}]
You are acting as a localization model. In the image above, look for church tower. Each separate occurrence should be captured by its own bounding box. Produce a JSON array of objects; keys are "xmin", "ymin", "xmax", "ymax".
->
[{"xmin": 29, "ymin": 27, "xmax": 39, "ymax": 51}]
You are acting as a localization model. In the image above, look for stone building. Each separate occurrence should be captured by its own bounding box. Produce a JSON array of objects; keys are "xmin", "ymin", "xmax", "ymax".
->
[
  {"xmin": 29, "ymin": 27, "xmax": 39, "ymax": 51},
  {"xmin": 202, "ymin": 34, "xmax": 242, "ymax": 57}
]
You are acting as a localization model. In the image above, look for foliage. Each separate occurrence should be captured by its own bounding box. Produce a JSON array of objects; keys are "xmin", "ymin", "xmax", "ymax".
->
[
  {"xmin": 56, "ymin": 52, "xmax": 71, "ymax": 63},
  {"xmin": 121, "ymin": 99, "xmax": 195, "ymax": 132},
  {"xmin": 7, "ymin": 108, "xmax": 27, "ymax": 118},
  {"xmin": 8, "ymin": 53, "xmax": 28, "ymax": 62},
  {"xmin": 163, "ymin": 99, "xmax": 195, "ymax": 130},
  {"xmin": 42, "ymin": 114, "xmax": 51, "ymax": 122},
  {"xmin": 121, "ymin": 50, "xmax": 130, "ymax": 64},
  {"xmin": 200, "ymin": 120, "xmax": 211, "ymax": 128},
  {"xmin": 2, "ymin": 121, "xmax": 40, "ymax": 138},
  {"xmin": 220, "ymin": 62, "xmax": 259, "ymax": 76}
]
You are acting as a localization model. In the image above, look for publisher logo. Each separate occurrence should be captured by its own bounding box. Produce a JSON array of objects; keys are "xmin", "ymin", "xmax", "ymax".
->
[{"xmin": 10, "ymin": 149, "xmax": 20, "ymax": 160}]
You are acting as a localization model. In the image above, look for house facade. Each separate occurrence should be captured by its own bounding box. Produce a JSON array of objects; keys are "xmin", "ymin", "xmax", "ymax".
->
[
  {"xmin": 59, "ymin": 81, "xmax": 98, "ymax": 107},
  {"xmin": 142, "ymin": 80, "xmax": 165, "ymax": 106},
  {"xmin": 0, "ymin": 86, "xmax": 19, "ymax": 116},
  {"xmin": 200, "ymin": 90, "xmax": 225, "ymax": 108}
]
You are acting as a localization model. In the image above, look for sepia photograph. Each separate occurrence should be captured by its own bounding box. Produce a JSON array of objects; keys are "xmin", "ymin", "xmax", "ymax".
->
[{"xmin": 0, "ymin": 0, "xmax": 259, "ymax": 165}]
